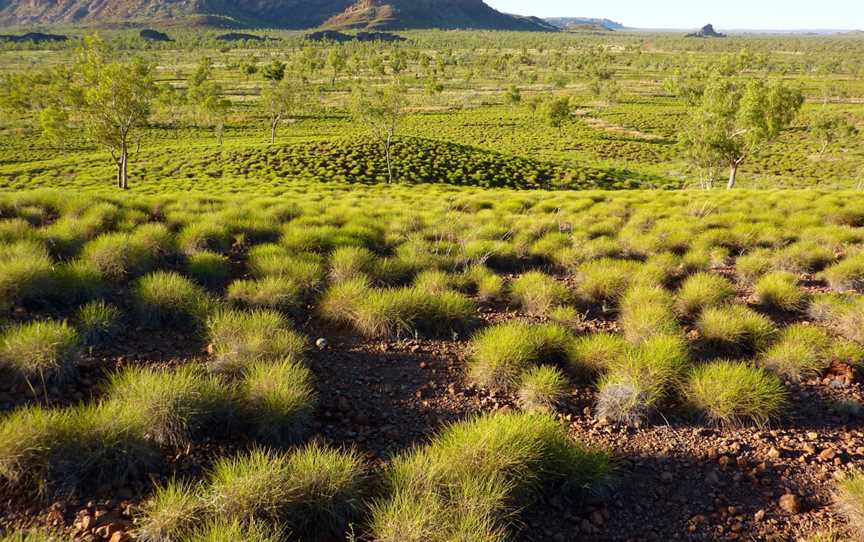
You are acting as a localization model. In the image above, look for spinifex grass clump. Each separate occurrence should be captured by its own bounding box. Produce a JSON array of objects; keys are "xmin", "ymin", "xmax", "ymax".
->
[
  {"xmin": 569, "ymin": 332, "xmax": 628, "ymax": 376},
  {"xmin": 467, "ymin": 321, "xmax": 573, "ymax": 392},
  {"xmin": 754, "ymin": 271, "xmax": 807, "ymax": 311},
  {"xmin": 177, "ymin": 222, "xmax": 233, "ymax": 256},
  {"xmin": 227, "ymin": 276, "xmax": 307, "ymax": 313},
  {"xmin": 674, "ymin": 272, "xmax": 736, "ymax": 318},
  {"xmin": 76, "ymin": 300, "xmax": 121, "ymax": 345},
  {"xmin": 735, "ymin": 249, "xmax": 775, "ymax": 285},
  {"xmin": 134, "ymin": 271, "xmax": 214, "ymax": 328},
  {"xmin": 596, "ymin": 335, "xmax": 690, "ymax": 425},
  {"xmin": 246, "ymin": 244, "xmax": 324, "ymax": 286},
  {"xmin": 685, "ymin": 361, "xmax": 787, "ymax": 426},
  {"xmin": 0, "ymin": 240, "xmax": 55, "ymax": 311},
  {"xmin": 697, "ymin": 305, "xmax": 775, "ymax": 353},
  {"xmin": 369, "ymin": 412, "xmax": 609, "ymax": 542},
  {"xmin": 509, "ymin": 271, "xmax": 571, "ymax": 316},
  {"xmin": 835, "ymin": 470, "xmax": 864, "ymax": 539},
  {"xmin": 206, "ymin": 309, "xmax": 307, "ymax": 374},
  {"xmin": 138, "ymin": 445, "xmax": 366, "ymax": 542},
  {"xmin": 104, "ymin": 365, "xmax": 236, "ymax": 447},
  {"xmin": 81, "ymin": 232, "xmax": 152, "ymax": 282},
  {"xmin": 760, "ymin": 324, "xmax": 835, "ymax": 381},
  {"xmin": 619, "ymin": 284, "xmax": 680, "ymax": 344},
  {"xmin": 178, "ymin": 519, "xmax": 281, "ymax": 542},
  {"xmin": 573, "ymin": 258, "xmax": 642, "ymax": 305},
  {"xmin": 0, "ymin": 402, "xmax": 159, "ymax": 498},
  {"xmin": 320, "ymin": 278, "xmax": 476, "ymax": 339},
  {"xmin": 821, "ymin": 254, "xmax": 864, "ymax": 293},
  {"xmin": 241, "ymin": 359, "xmax": 317, "ymax": 446},
  {"xmin": 517, "ymin": 365, "xmax": 569, "ymax": 412},
  {"xmin": 0, "ymin": 530, "xmax": 59, "ymax": 542},
  {"xmin": 186, "ymin": 251, "xmax": 231, "ymax": 289},
  {"xmin": 0, "ymin": 320, "xmax": 79, "ymax": 389},
  {"xmin": 329, "ymin": 246, "xmax": 380, "ymax": 284}
]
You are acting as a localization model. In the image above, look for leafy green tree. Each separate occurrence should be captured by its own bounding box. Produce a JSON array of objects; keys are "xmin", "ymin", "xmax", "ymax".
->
[
  {"xmin": 38, "ymin": 106, "xmax": 70, "ymax": 148},
  {"xmin": 186, "ymin": 57, "xmax": 230, "ymax": 144},
  {"xmin": 542, "ymin": 96, "xmax": 571, "ymax": 130},
  {"xmin": 810, "ymin": 111, "xmax": 858, "ymax": 157},
  {"xmin": 327, "ymin": 47, "xmax": 348, "ymax": 87},
  {"xmin": 681, "ymin": 78, "xmax": 804, "ymax": 189},
  {"xmin": 505, "ymin": 85, "xmax": 522, "ymax": 105},
  {"xmin": 262, "ymin": 59, "xmax": 287, "ymax": 83},
  {"xmin": 350, "ymin": 80, "xmax": 407, "ymax": 184},
  {"xmin": 261, "ymin": 80, "xmax": 303, "ymax": 144},
  {"xmin": 66, "ymin": 35, "xmax": 157, "ymax": 189}
]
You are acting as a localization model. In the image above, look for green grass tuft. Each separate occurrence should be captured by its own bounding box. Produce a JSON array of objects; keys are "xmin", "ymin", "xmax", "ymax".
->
[
  {"xmin": 242, "ymin": 358, "xmax": 317, "ymax": 446},
  {"xmin": 76, "ymin": 300, "xmax": 121, "ymax": 345},
  {"xmin": 134, "ymin": 271, "xmax": 214, "ymax": 328},
  {"xmin": 685, "ymin": 360, "xmax": 787, "ymax": 426},
  {"xmin": 760, "ymin": 324, "xmax": 834, "ymax": 381},
  {"xmin": 835, "ymin": 470, "xmax": 864, "ymax": 539},
  {"xmin": 619, "ymin": 284, "xmax": 681, "ymax": 345},
  {"xmin": 697, "ymin": 305, "xmax": 775, "ymax": 352},
  {"xmin": 517, "ymin": 365, "xmax": 569, "ymax": 412},
  {"xmin": 206, "ymin": 309, "xmax": 307, "ymax": 374},
  {"xmin": 674, "ymin": 272, "xmax": 736, "ymax": 318},
  {"xmin": 754, "ymin": 271, "xmax": 807, "ymax": 311},
  {"xmin": 509, "ymin": 271, "xmax": 571, "ymax": 316},
  {"xmin": 0, "ymin": 320, "xmax": 79, "ymax": 389}
]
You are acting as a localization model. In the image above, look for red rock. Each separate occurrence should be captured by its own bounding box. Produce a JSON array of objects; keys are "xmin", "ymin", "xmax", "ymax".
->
[{"xmin": 779, "ymin": 493, "xmax": 800, "ymax": 515}]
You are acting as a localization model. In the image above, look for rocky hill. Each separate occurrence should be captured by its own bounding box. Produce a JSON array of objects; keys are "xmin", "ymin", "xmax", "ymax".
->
[
  {"xmin": 545, "ymin": 17, "xmax": 624, "ymax": 30},
  {"xmin": 0, "ymin": 0, "xmax": 552, "ymax": 30}
]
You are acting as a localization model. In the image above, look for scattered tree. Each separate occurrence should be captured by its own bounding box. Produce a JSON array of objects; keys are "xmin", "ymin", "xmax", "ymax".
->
[
  {"xmin": 350, "ymin": 80, "xmax": 407, "ymax": 184},
  {"xmin": 261, "ymin": 80, "xmax": 303, "ymax": 144},
  {"xmin": 262, "ymin": 59, "xmax": 287, "ymax": 83},
  {"xmin": 542, "ymin": 96, "xmax": 571, "ymax": 130}
]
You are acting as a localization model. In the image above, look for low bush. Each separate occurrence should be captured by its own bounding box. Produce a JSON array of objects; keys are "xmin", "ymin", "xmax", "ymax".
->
[
  {"xmin": 186, "ymin": 251, "xmax": 232, "ymax": 289},
  {"xmin": 754, "ymin": 271, "xmax": 806, "ymax": 311},
  {"xmin": 685, "ymin": 361, "xmax": 787, "ymax": 426},
  {"xmin": 467, "ymin": 321, "xmax": 573, "ymax": 392},
  {"xmin": 76, "ymin": 300, "xmax": 121, "ymax": 345},
  {"xmin": 509, "ymin": 271, "xmax": 571, "ymax": 316},
  {"xmin": 596, "ymin": 335, "xmax": 689, "ymax": 425},
  {"xmin": 835, "ymin": 470, "xmax": 864, "ymax": 539},
  {"xmin": 104, "ymin": 365, "xmax": 236, "ymax": 447},
  {"xmin": 760, "ymin": 324, "xmax": 834, "ymax": 381},
  {"xmin": 619, "ymin": 285, "xmax": 680, "ymax": 344},
  {"xmin": 674, "ymin": 272, "xmax": 736, "ymax": 318},
  {"xmin": 134, "ymin": 272, "xmax": 214, "ymax": 328},
  {"xmin": 369, "ymin": 412, "xmax": 609, "ymax": 542},
  {"xmin": 517, "ymin": 365, "xmax": 568, "ymax": 412},
  {"xmin": 242, "ymin": 359, "xmax": 317, "ymax": 446},
  {"xmin": 206, "ymin": 308, "xmax": 307, "ymax": 374},
  {"xmin": 0, "ymin": 320, "xmax": 79, "ymax": 389},
  {"xmin": 697, "ymin": 305, "xmax": 775, "ymax": 353}
]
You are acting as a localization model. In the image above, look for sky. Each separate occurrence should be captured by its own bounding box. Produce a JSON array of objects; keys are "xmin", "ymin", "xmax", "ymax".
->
[{"xmin": 485, "ymin": 0, "xmax": 864, "ymax": 30}]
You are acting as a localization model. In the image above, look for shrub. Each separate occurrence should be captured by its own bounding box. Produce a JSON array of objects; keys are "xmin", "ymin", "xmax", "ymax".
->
[
  {"xmin": 619, "ymin": 285, "xmax": 680, "ymax": 344},
  {"xmin": 177, "ymin": 222, "xmax": 232, "ymax": 256},
  {"xmin": 568, "ymin": 332, "xmax": 628, "ymax": 376},
  {"xmin": 467, "ymin": 321, "xmax": 573, "ymax": 392},
  {"xmin": 186, "ymin": 251, "xmax": 232, "ymax": 289},
  {"xmin": 754, "ymin": 271, "xmax": 807, "ymax": 311},
  {"xmin": 696, "ymin": 305, "xmax": 775, "ymax": 352},
  {"xmin": 760, "ymin": 324, "xmax": 834, "ymax": 381},
  {"xmin": 0, "ymin": 241, "xmax": 55, "ymax": 311},
  {"xmin": 0, "ymin": 402, "xmax": 158, "ymax": 498},
  {"xmin": 685, "ymin": 361, "xmax": 787, "ymax": 426},
  {"xmin": 517, "ymin": 365, "xmax": 568, "ymax": 412},
  {"xmin": 242, "ymin": 359, "xmax": 317, "ymax": 446},
  {"xmin": 76, "ymin": 300, "xmax": 121, "ymax": 345},
  {"xmin": 206, "ymin": 444, "xmax": 366, "ymax": 540},
  {"xmin": 674, "ymin": 272, "xmax": 736, "ymax": 318},
  {"xmin": 104, "ymin": 365, "xmax": 235, "ymax": 447},
  {"xmin": 835, "ymin": 470, "xmax": 864, "ymax": 539},
  {"xmin": 81, "ymin": 232, "xmax": 151, "ymax": 281},
  {"xmin": 509, "ymin": 271, "xmax": 571, "ymax": 315},
  {"xmin": 227, "ymin": 277, "xmax": 306, "ymax": 313},
  {"xmin": 573, "ymin": 258, "xmax": 641, "ymax": 304},
  {"xmin": 134, "ymin": 272, "xmax": 214, "ymax": 328},
  {"xmin": 596, "ymin": 335, "xmax": 689, "ymax": 425},
  {"xmin": 821, "ymin": 253, "xmax": 864, "ymax": 292},
  {"xmin": 369, "ymin": 412, "xmax": 609, "ymax": 542},
  {"xmin": 207, "ymin": 309, "xmax": 307, "ymax": 374},
  {"xmin": 0, "ymin": 320, "xmax": 79, "ymax": 388}
]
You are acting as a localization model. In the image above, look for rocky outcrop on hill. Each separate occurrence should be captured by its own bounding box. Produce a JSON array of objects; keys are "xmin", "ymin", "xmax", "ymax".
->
[{"xmin": 687, "ymin": 24, "xmax": 727, "ymax": 38}]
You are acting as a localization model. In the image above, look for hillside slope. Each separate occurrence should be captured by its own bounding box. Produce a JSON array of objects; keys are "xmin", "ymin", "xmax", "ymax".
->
[{"xmin": 0, "ymin": 0, "xmax": 552, "ymax": 30}]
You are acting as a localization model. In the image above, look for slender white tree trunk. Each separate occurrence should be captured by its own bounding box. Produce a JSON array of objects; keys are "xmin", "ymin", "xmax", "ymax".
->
[{"xmin": 727, "ymin": 161, "xmax": 739, "ymax": 190}]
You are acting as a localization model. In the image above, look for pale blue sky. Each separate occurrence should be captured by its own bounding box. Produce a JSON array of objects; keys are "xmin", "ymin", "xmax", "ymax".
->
[{"xmin": 486, "ymin": 0, "xmax": 864, "ymax": 30}]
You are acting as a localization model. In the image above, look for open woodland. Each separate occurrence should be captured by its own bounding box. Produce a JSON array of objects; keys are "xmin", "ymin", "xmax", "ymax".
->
[{"xmin": 1, "ymin": 27, "xmax": 864, "ymax": 542}]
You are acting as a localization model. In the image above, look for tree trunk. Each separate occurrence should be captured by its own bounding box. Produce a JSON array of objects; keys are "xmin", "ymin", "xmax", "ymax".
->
[
  {"xmin": 726, "ymin": 161, "xmax": 739, "ymax": 190},
  {"xmin": 384, "ymin": 132, "xmax": 394, "ymax": 184},
  {"xmin": 271, "ymin": 115, "xmax": 280, "ymax": 144},
  {"xmin": 120, "ymin": 148, "xmax": 129, "ymax": 190}
]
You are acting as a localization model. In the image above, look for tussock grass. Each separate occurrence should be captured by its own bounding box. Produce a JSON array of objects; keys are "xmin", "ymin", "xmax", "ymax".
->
[
  {"xmin": 760, "ymin": 324, "xmax": 834, "ymax": 381},
  {"xmin": 76, "ymin": 300, "xmax": 121, "ymax": 345},
  {"xmin": 370, "ymin": 412, "xmax": 609, "ymax": 542},
  {"xmin": 329, "ymin": 246, "xmax": 379, "ymax": 284},
  {"xmin": 569, "ymin": 332, "xmax": 628, "ymax": 376},
  {"xmin": 0, "ymin": 402, "xmax": 159, "ymax": 498},
  {"xmin": 821, "ymin": 254, "xmax": 864, "ymax": 293},
  {"xmin": 134, "ymin": 271, "xmax": 214, "ymax": 328},
  {"xmin": 247, "ymin": 244, "xmax": 324, "ymax": 286},
  {"xmin": 177, "ymin": 222, "xmax": 233, "ymax": 256},
  {"xmin": 227, "ymin": 276, "xmax": 306, "ymax": 313},
  {"xmin": 685, "ymin": 361, "xmax": 787, "ymax": 426},
  {"xmin": 835, "ymin": 470, "xmax": 864, "ymax": 539},
  {"xmin": 186, "ymin": 251, "xmax": 231, "ymax": 289},
  {"xmin": 674, "ymin": 272, "xmax": 736, "ymax": 318},
  {"xmin": 104, "ymin": 365, "xmax": 236, "ymax": 447},
  {"xmin": 0, "ymin": 320, "xmax": 79, "ymax": 388},
  {"xmin": 178, "ymin": 519, "xmax": 281, "ymax": 542},
  {"xmin": 137, "ymin": 479, "xmax": 204, "ymax": 542},
  {"xmin": 573, "ymin": 258, "xmax": 642, "ymax": 304},
  {"xmin": 130, "ymin": 222, "xmax": 176, "ymax": 261},
  {"xmin": 619, "ymin": 284, "xmax": 680, "ymax": 344},
  {"xmin": 517, "ymin": 365, "xmax": 569, "ymax": 412},
  {"xmin": 697, "ymin": 305, "xmax": 775, "ymax": 352},
  {"xmin": 81, "ymin": 232, "xmax": 152, "ymax": 282},
  {"xmin": 464, "ymin": 264, "xmax": 505, "ymax": 301},
  {"xmin": 242, "ymin": 359, "xmax": 317, "ymax": 446},
  {"xmin": 0, "ymin": 240, "xmax": 55, "ymax": 311},
  {"xmin": 467, "ymin": 321, "xmax": 573, "ymax": 392},
  {"xmin": 0, "ymin": 531, "xmax": 59, "ymax": 542},
  {"xmin": 206, "ymin": 309, "xmax": 307, "ymax": 374},
  {"xmin": 596, "ymin": 335, "xmax": 689, "ymax": 425},
  {"xmin": 755, "ymin": 271, "xmax": 807, "ymax": 311},
  {"xmin": 735, "ymin": 249, "xmax": 774, "ymax": 285},
  {"xmin": 509, "ymin": 271, "xmax": 571, "ymax": 316}
]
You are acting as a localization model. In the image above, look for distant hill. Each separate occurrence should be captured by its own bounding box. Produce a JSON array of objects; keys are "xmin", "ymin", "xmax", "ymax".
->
[
  {"xmin": 0, "ymin": 0, "xmax": 553, "ymax": 31},
  {"xmin": 545, "ymin": 17, "xmax": 624, "ymax": 31}
]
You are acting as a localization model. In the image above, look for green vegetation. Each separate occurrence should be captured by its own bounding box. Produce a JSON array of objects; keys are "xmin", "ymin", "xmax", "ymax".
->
[
  {"xmin": 835, "ymin": 471, "xmax": 864, "ymax": 539},
  {"xmin": 685, "ymin": 361, "xmax": 787, "ymax": 426},
  {"xmin": 0, "ymin": 320, "xmax": 79, "ymax": 389}
]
